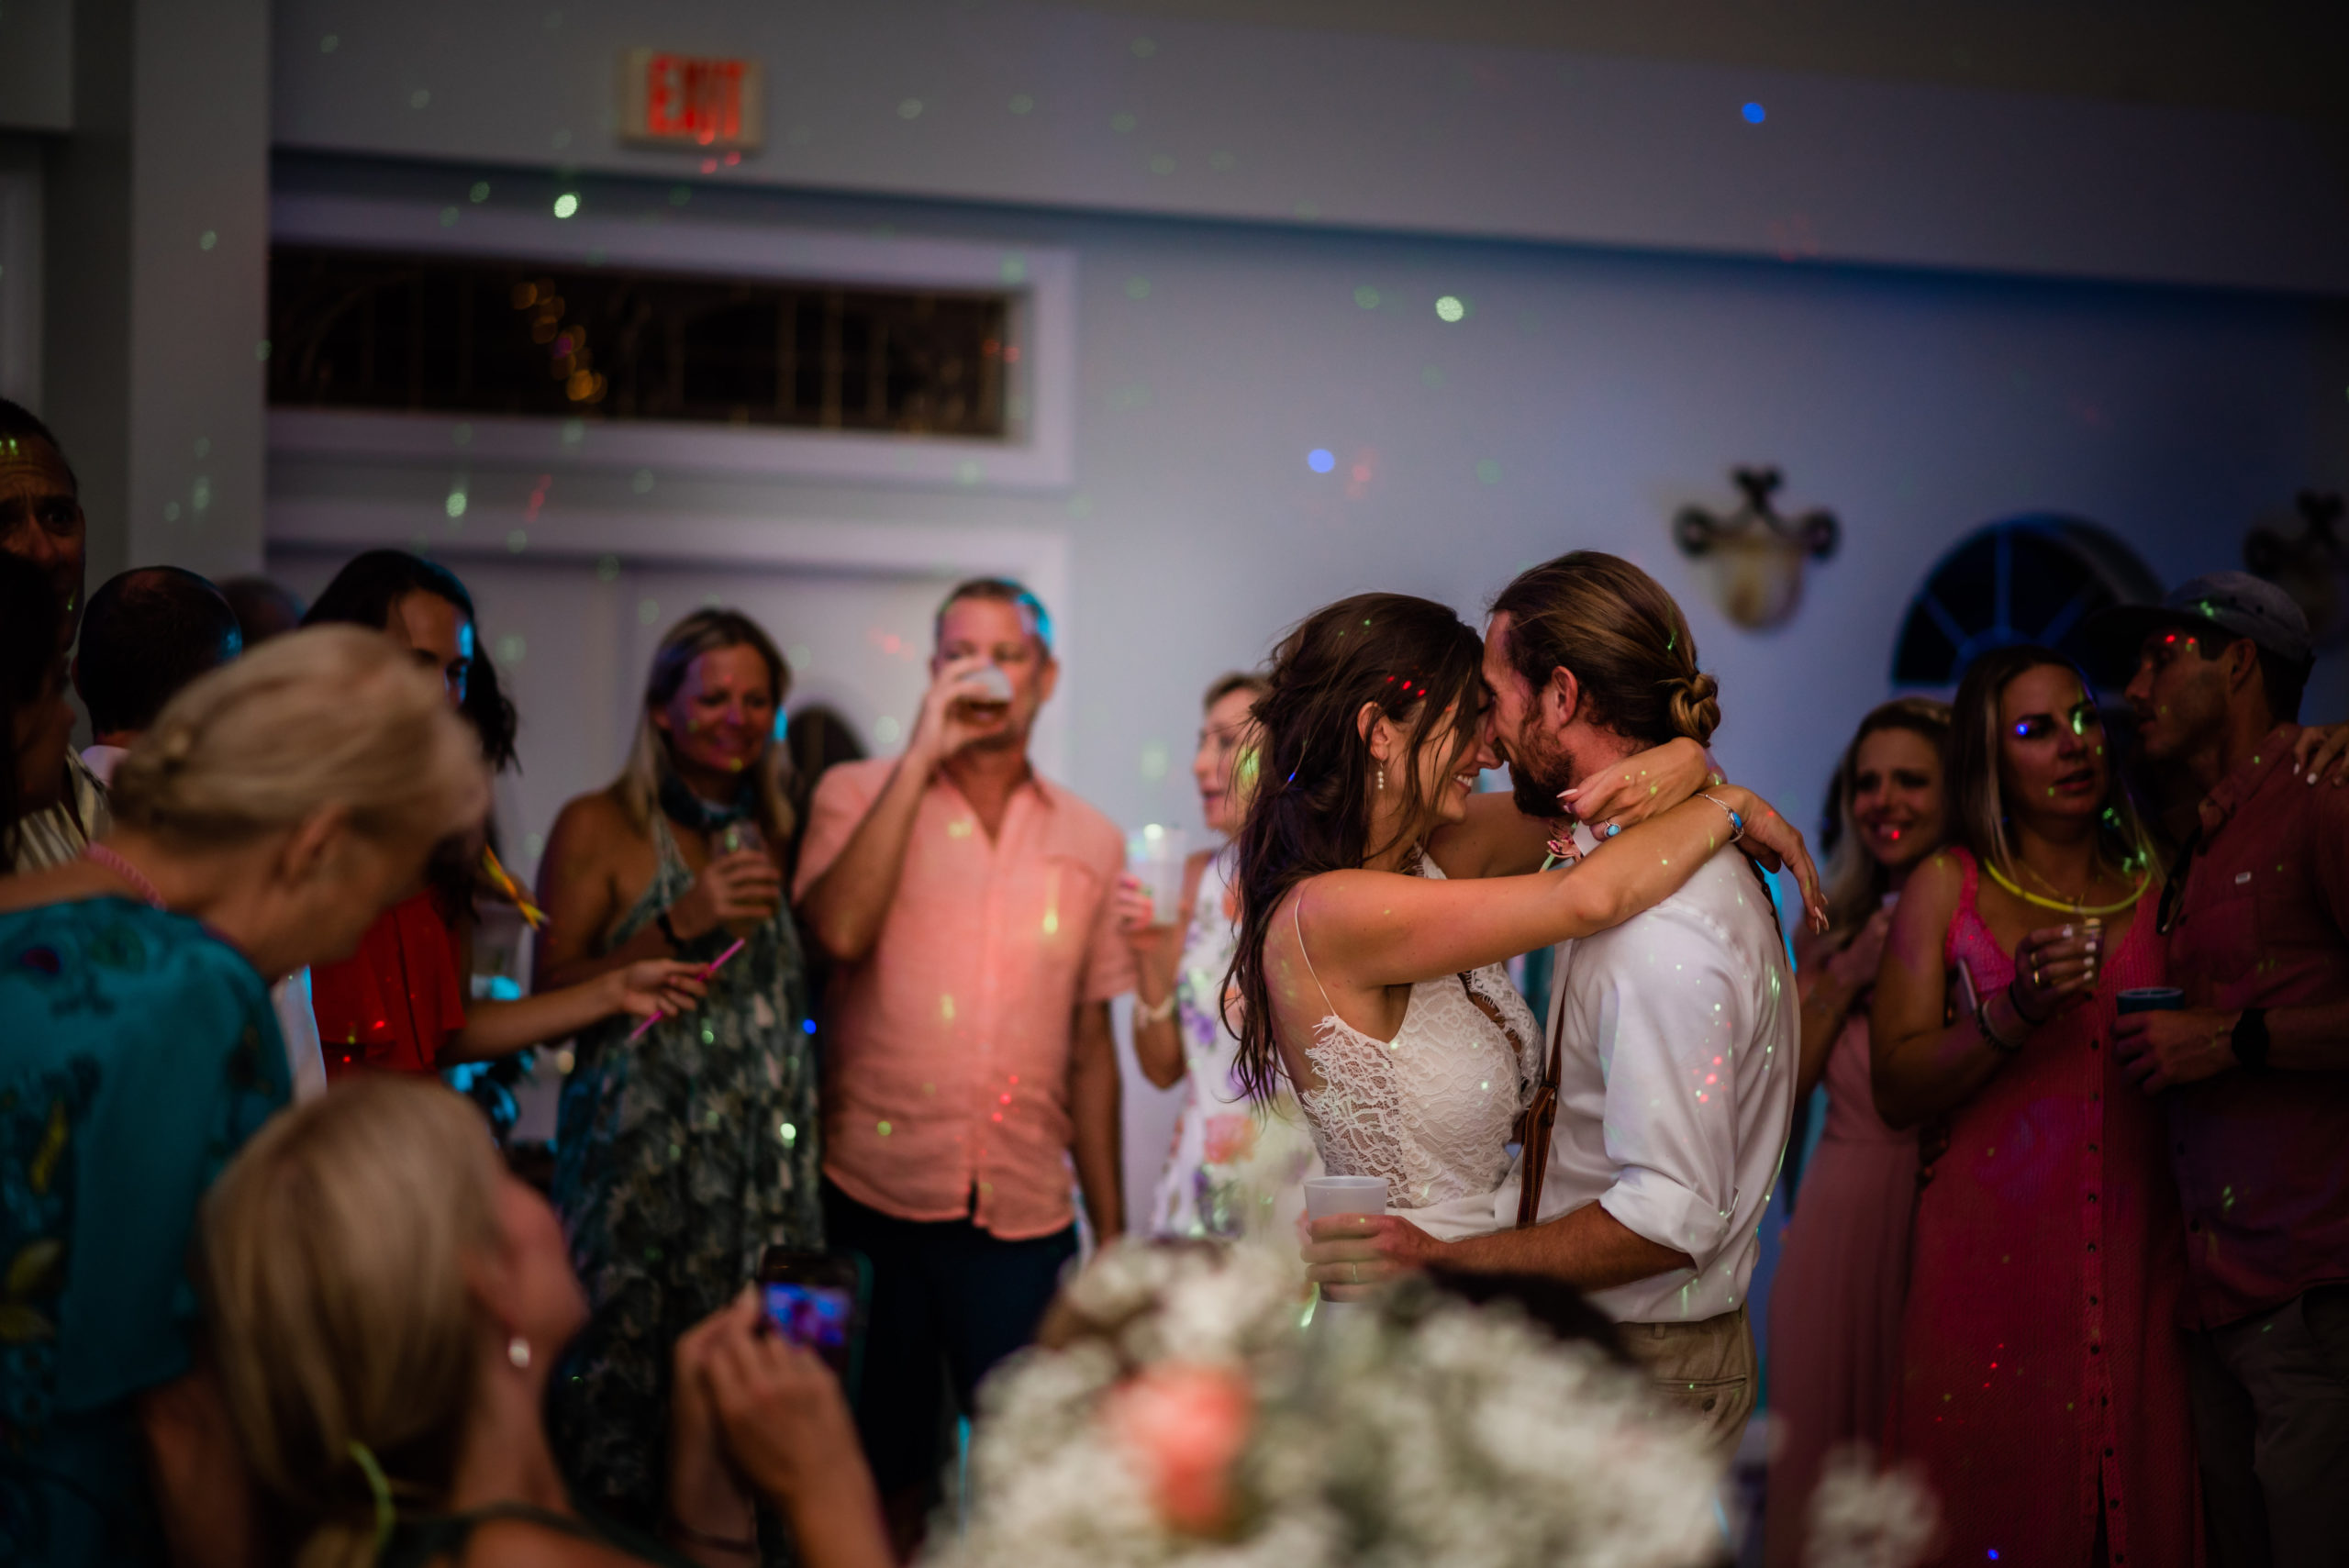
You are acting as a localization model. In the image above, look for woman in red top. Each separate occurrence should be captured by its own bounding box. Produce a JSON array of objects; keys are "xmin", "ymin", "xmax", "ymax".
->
[
  {"xmin": 1873, "ymin": 645, "xmax": 2194, "ymax": 1566},
  {"xmin": 303, "ymin": 550, "xmax": 697, "ymax": 1075}
]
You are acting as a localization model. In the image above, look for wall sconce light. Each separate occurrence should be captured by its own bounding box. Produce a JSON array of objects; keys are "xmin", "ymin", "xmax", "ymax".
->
[
  {"xmin": 2244, "ymin": 491, "xmax": 2346, "ymax": 650},
  {"xmin": 1673, "ymin": 466, "xmax": 1840, "ymax": 630}
]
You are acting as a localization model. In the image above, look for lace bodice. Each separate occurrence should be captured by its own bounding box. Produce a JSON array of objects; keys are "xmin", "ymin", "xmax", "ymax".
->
[{"xmin": 1291, "ymin": 862, "xmax": 1543, "ymax": 1210}]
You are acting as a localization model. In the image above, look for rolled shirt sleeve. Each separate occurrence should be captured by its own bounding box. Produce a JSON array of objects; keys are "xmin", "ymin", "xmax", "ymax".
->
[{"xmin": 1585, "ymin": 910, "xmax": 1752, "ymax": 1271}]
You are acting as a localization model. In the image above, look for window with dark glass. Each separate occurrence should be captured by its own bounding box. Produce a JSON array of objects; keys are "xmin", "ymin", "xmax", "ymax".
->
[{"xmin": 267, "ymin": 246, "xmax": 1013, "ymax": 438}]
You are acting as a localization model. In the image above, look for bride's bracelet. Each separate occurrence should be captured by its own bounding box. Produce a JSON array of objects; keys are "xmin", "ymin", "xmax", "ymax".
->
[
  {"xmin": 1697, "ymin": 791, "xmax": 1744, "ymax": 842},
  {"xmin": 1134, "ymin": 991, "xmax": 1177, "ymax": 1024}
]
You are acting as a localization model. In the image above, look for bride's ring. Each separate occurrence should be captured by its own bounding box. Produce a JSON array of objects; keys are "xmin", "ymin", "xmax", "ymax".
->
[
  {"xmin": 1602, "ymin": 820, "xmax": 1621, "ymax": 840},
  {"xmin": 2032, "ymin": 963, "xmax": 2042, "ymax": 987},
  {"xmin": 1349, "ymin": 1262, "xmax": 1362, "ymax": 1284}
]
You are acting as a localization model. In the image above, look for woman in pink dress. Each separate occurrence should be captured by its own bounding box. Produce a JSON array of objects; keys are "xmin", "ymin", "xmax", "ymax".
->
[
  {"xmin": 1765, "ymin": 697, "xmax": 1949, "ymax": 1567},
  {"xmin": 1873, "ymin": 645, "xmax": 2195, "ymax": 1566}
]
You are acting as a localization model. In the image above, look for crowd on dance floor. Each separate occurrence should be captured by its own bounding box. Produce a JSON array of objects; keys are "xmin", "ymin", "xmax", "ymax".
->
[{"xmin": 4, "ymin": 387, "xmax": 2346, "ymax": 1568}]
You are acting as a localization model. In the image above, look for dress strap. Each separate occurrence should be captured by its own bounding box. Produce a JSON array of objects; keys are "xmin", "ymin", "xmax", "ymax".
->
[{"xmin": 1291, "ymin": 883, "xmax": 1338, "ymax": 1017}]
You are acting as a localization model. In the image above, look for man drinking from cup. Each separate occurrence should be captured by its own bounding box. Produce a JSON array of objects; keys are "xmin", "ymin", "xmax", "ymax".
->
[
  {"xmin": 2102, "ymin": 573, "xmax": 2349, "ymax": 1568},
  {"xmin": 796, "ymin": 578, "xmax": 1132, "ymax": 1554}
]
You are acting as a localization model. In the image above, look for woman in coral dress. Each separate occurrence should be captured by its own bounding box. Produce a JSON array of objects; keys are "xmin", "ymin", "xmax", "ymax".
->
[
  {"xmin": 1873, "ymin": 646, "xmax": 2196, "ymax": 1566},
  {"xmin": 1765, "ymin": 697, "xmax": 1948, "ymax": 1566}
]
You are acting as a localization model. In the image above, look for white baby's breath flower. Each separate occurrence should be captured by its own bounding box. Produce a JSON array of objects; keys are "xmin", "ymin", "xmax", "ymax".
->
[{"xmin": 1804, "ymin": 1449, "xmax": 1939, "ymax": 1568}]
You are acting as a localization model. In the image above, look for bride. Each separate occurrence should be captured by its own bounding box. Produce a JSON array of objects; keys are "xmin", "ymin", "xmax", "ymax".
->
[{"xmin": 1227, "ymin": 592, "xmax": 1820, "ymax": 1244}]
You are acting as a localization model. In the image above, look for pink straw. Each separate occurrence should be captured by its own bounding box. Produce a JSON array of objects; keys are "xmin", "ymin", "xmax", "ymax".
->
[{"xmin": 626, "ymin": 937, "xmax": 748, "ymax": 1040}]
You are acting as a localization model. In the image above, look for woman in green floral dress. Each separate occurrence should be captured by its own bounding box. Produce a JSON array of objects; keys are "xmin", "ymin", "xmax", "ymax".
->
[{"xmin": 536, "ymin": 611, "xmax": 823, "ymax": 1544}]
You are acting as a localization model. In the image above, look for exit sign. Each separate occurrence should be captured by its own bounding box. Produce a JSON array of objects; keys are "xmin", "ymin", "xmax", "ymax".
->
[{"xmin": 619, "ymin": 50, "xmax": 763, "ymax": 152}]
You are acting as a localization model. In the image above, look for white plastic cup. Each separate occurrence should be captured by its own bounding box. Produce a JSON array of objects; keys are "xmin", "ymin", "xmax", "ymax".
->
[
  {"xmin": 1302, "ymin": 1174, "xmax": 1388, "ymax": 1221},
  {"xmin": 1126, "ymin": 823, "xmax": 1188, "ymax": 926}
]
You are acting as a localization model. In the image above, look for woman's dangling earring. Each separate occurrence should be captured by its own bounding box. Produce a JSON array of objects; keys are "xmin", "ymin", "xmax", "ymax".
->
[
  {"xmin": 507, "ymin": 1335, "xmax": 532, "ymax": 1371},
  {"xmin": 1376, "ymin": 765, "xmax": 1386, "ymax": 793}
]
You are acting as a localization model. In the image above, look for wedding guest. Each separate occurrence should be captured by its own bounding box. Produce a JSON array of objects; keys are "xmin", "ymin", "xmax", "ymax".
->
[
  {"xmin": 1872, "ymin": 644, "xmax": 2193, "ymax": 1566},
  {"xmin": 0, "ymin": 627, "xmax": 490, "ymax": 1567},
  {"xmin": 1764, "ymin": 696, "xmax": 1948, "ymax": 1568},
  {"xmin": 1118, "ymin": 671, "xmax": 1321, "ymax": 1241},
  {"xmin": 301, "ymin": 550, "xmax": 695, "ymax": 1075},
  {"xmin": 64, "ymin": 565, "xmax": 332, "ymax": 1099},
  {"xmin": 2104, "ymin": 573, "xmax": 2349, "ymax": 1568},
  {"xmin": 795, "ymin": 578, "xmax": 1132, "ymax": 1549},
  {"xmin": 201, "ymin": 1075, "xmax": 891, "ymax": 1568},
  {"xmin": 536, "ymin": 609, "xmax": 823, "ymax": 1543},
  {"xmin": 0, "ymin": 553, "xmax": 74, "ymax": 874},
  {"xmin": 220, "ymin": 573, "xmax": 306, "ymax": 645},
  {"xmin": 0, "ymin": 396, "xmax": 106, "ymax": 868},
  {"xmin": 72, "ymin": 567, "xmax": 243, "ymax": 787}
]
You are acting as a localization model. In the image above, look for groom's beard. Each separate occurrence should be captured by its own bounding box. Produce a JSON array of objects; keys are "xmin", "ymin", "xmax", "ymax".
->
[{"xmin": 1505, "ymin": 728, "xmax": 1577, "ymax": 820}]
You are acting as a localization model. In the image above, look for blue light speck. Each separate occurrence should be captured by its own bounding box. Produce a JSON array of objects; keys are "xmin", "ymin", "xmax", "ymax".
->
[
  {"xmin": 1307, "ymin": 449, "xmax": 1335, "ymax": 473},
  {"xmin": 802, "ymin": 1018, "xmax": 818, "ymax": 1035},
  {"xmin": 1742, "ymin": 102, "xmax": 1765, "ymax": 124}
]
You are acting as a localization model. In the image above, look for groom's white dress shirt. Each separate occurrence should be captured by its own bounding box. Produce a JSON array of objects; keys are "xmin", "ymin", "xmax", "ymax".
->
[{"xmin": 1496, "ymin": 848, "xmax": 1797, "ymax": 1323}]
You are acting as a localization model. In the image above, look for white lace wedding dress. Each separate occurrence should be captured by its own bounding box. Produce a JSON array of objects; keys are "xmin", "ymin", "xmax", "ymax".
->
[{"xmin": 1290, "ymin": 862, "xmax": 1545, "ymax": 1211}]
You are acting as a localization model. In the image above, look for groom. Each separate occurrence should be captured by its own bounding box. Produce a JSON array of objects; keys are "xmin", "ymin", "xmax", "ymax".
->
[{"xmin": 1307, "ymin": 550, "xmax": 1798, "ymax": 1464}]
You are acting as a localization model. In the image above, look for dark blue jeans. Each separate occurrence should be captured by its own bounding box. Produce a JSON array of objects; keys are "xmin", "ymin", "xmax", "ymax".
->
[{"xmin": 821, "ymin": 1183, "xmax": 1077, "ymax": 1496}]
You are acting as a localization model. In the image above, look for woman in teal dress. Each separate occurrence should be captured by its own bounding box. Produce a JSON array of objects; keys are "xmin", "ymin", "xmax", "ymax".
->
[
  {"xmin": 0, "ymin": 607, "xmax": 489, "ymax": 1567},
  {"xmin": 537, "ymin": 609, "xmax": 823, "ymax": 1544}
]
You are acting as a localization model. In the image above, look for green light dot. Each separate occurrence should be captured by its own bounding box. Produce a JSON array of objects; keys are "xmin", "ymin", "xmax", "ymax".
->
[
  {"xmin": 1124, "ymin": 276, "xmax": 1151, "ymax": 300},
  {"xmin": 876, "ymin": 1119, "xmax": 894, "ymax": 1137},
  {"xmin": 470, "ymin": 182, "xmax": 491, "ymax": 203},
  {"xmin": 1354, "ymin": 285, "xmax": 1381, "ymax": 309},
  {"xmin": 638, "ymin": 598, "xmax": 661, "ymax": 626},
  {"xmin": 1475, "ymin": 459, "xmax": 1502, "ymax": 484},
  {"xmin": 1009, "ymin": 95, "xmax": 1034, "ymax": 115},
  {"xmin": 1435, "ymin": 295, "xmax": 1467, "ymax": 322}
]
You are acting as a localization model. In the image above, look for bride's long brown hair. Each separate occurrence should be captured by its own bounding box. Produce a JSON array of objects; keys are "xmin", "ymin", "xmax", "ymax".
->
[{"xmin": 1224, "ymin": 593, "xmax": 1489, "ymax": 1105}]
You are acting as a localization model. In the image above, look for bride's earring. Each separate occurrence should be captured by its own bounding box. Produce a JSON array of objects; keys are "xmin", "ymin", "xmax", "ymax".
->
[
  {"xmin": 1376, "ymin": 765, "xmax": 1386, "ymax": 793},
  {"xmin": 507, "ymin": 1335, "xmax": 532, "ymax": 1371}
]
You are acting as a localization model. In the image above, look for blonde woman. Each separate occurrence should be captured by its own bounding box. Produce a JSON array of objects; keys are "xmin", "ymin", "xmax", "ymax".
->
[
  {"xmin": 535, "ymin": 609, "xmax": 818, "ymax": 1540},
  {"xmin": 0, "ymin": 627, "xmax": 493, "ymax": 1566},
  {"xmin": 1117, "ymin": 672, "xmax": 1322, "ymax": 1242},
  {"xmin": 201, "ymin": 1074, "xmax": 891, "ymax": 1568}
]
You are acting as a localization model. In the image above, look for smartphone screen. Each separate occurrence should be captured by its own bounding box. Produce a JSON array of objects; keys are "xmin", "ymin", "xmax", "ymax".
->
[{"xmin": 763, "ymin": 1281, "xmax": 853, "ymax": 1351}]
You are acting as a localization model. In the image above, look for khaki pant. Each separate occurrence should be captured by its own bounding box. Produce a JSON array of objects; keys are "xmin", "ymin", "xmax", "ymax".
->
[{"xmin": 1620, "ymin": 1304, "xmax": 1755, "ymax": 1470}]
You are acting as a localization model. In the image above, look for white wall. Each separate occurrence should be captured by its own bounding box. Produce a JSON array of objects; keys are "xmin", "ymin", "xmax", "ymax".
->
[
  {"xmin": 268, "ymin": 154, "xmax": 2349, "ymax": 1228},
  {"xmin": 267, "ymin": 0, "xmax": 2349, "ymax": 295}
]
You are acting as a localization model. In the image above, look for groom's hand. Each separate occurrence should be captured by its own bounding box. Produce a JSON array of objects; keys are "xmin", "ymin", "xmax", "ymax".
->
[{"xmin": 1303, "ymin": 1214, "xmax": 1443, "ymax": 1299}]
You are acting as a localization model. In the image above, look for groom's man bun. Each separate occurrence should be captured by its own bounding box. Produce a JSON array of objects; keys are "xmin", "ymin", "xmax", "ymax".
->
[{"xmin": 1489, "ymin": 551, "xmax": 1720, "ymax": 747}]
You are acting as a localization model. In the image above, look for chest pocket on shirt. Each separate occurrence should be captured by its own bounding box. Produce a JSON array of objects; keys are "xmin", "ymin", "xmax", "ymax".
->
[
  {"xmin": 1034, "ymin": 854, "xmax": 1103, "ymax": 960},
  {"xmin": 2179, "ymin": 884, "xmax": 2258, "ymax": 988}
]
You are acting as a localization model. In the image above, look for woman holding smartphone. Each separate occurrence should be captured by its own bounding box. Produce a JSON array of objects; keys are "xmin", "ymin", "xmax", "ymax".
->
[{"xmin": 536, "ymin": 609, "xmax": 820, "ymax": 1550}]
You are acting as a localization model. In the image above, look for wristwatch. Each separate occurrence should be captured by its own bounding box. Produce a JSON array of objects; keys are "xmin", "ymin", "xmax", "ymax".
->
[{"xmin": 2230, "ymin": 1006, "xmax": 2270, "ymax": 1074}]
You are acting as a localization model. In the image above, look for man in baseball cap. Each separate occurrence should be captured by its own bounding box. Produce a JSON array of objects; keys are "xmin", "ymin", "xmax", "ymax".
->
[{"xmin": 2099, "ymin": 570, "xmax": 2348, "ymax": 1567}]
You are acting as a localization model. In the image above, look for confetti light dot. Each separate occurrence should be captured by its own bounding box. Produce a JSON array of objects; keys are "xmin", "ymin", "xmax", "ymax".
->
[
  {"xmin": 163, "ymin": 501, "xmax": 181, "ymax": 523},
  {"xmin": 874, "ymin": 716, "xmax": 904, "ymax": 744},
  {"xmin": 470, "ymin": 182, "xmax": 491, "ymax": 204},
  {"xmin": 1420, "ymin": 365, "xmax": 1445, "ymax": 388},
  {"xmin": 445, "ymin": 491, "xmax": 468, "ymax": 518},
  {"xmin": 631, "ymin": 467, "xmax": 656, "ymax": 494},
  {"xmin": 1354, "ymin": 285, "xmax": 1381, "ymax": 309},
  {"xmin": 638, "ymin": 598, "xmax": 661, "ymax": 626},
  {"xmin": 1208, "ymin": 151, "xmax": 1235, "ymax": 172},
  {"xmin": 1434, "ymin": 295, "xmax": 1467, "ymax": 323},
  {"xmin": 506, "ymin": 529, "xmax": 528, "ymax": 553},
  {"xmin": 1308, "ymin": 449, "xmax": 1336, "ymax": 473},
  {"xmin": 1130, "ymin": 37, "xmax": 1157, "ymax": 57},
  {"xmin": 898, "ymin": 98, "xmax": 923, "ymax": 119},
  {"xmin": 255, "ymin": 339, "xmax": 272, "ymax": 361},
  {"xmin": 453, "ymin": 422, "xmax": 473, "ymax": 447},
  {"xmin": 1476, "ymin": 459, "xmax": 1502, "ymax": 484},
  {"xmin": 440, "ymin": 206, "xmax": 459, "ymax": 227},
  {"xmin": 551, "ymin": 129, "xmax": 573, "ymax": 150},
  {"xmin": 786, "ymin": 642, "xmax": 813, "ymax": 668},
  {"xmin": 320, "ymin": 34, "xmax": 339, "ymax": 52},
  {"xmin": 192, "ymin": 437, "xmax": 210, "ymax": 459},
  {"xmin": 780, "ymin": 1120, "xmax": 798, "ymax": 1142},
  {"xmin": 668, "ymin": 184, "xmax": 691, "ymax": 207},
  {"xmin": 1743, "ymin": 102, "xmax": 1766, "ymax": 124},
  {"xmin": 409, "ymin": 89, "xmax": 431, "ymax": 110},
  {"xmin": 1148, "ymin": 154, "xmax": 1175, "ymax": 175},
  {"xmin": 1000, "ymin": 253, "xmax": 1027, "ymax": 284},
  {"xmin": 956, "ymin": 459, "xmax": 983, "ymax": 485},
  {"xmin": 875, "ymin": 1120, "xmax": 893, "ymax": 1137},
  {"xmin": 496, "ymin": 633, "xmax": 527, "ymax": 663},
  {"xmin": 1141, "ymin": 741, "xmax": 1171, "ymax": 781},
  {"xmin": 552, "ymin": 193, "xmax": 579, "ymax": 218},
  {"xmin": 1111, "ymin": 113, "xmax": 1137, "ymax": 134},
  {"xmin": 1124, "ymin": 276, "xmax": 1152, "ymax": 300},
  {"xmin": 524, "ymin": 832, "xmax": 545, "ymax": 858},
  {"xmin": 198, "ymin": 230, "xmax": 217, "ymax": 251},
  {"xmin": 1008, "ymin": 94, "xmax": 1035, "ymax": 115}
]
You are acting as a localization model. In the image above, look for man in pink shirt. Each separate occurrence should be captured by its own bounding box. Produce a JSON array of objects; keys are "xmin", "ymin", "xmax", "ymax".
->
[
  {"xmin": 2106, "ymin": 573, "xmax": 2349, "ymax": 1568},
  {"xmin": 796, "ymin": 578, "xmax": 1131, "ymax": 1545}
]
